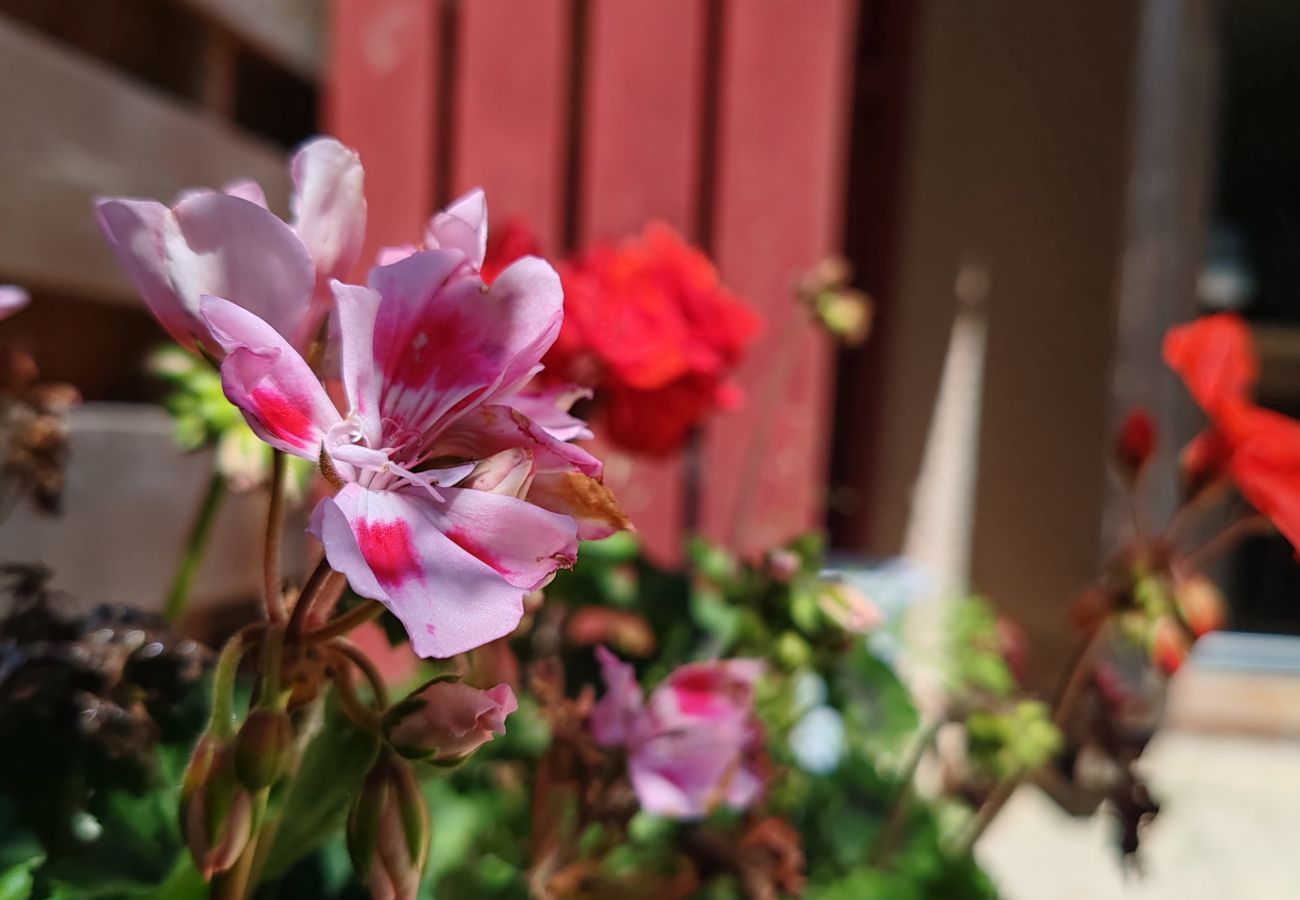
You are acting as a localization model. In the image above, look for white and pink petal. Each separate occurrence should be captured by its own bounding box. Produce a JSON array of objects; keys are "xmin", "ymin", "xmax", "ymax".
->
[{"xmin": 201, "ymin": 295, "xmax": 341, "ymax": 457}]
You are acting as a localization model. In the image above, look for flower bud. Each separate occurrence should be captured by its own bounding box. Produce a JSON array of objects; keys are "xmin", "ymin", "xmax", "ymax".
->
[
  {"xmin": 1149, "ymin": 615, "xmax": 1191, "ymax": 676},
  {"xmin": 383, "ymin": 678, "xmax": 517, "ymax": 763},
  {"xmin": 764, "ymin": 548, "xmax": 801, "ymax": 583},
  {"xmin": 233, "ymin": 708, "xmax": 295, "ymax": 790},
  {"xmin": 1114, "ymin": 407, "xmax": 1157, "ymax": 483},
  {"xmin": 1180, "ymin": 428, "xmax": 1232, "ymax": 500},
  {"xmin": 817, "ymin": 582, "xmax": 883, "ymax": 634},
  {"xmin": 180, "ymin": 734, "xmax": 253, "ymax": 879},
  {"xmin": 458, "ymin": 448, "xmax": 534, "ymax": 498},
  {"xmin": 348, "ymin": 755, "xmax": 429, "ymax": 900},
  {"xmin": 1175, "ymin": 575, "xmax": 1227, "ymax": 638}
]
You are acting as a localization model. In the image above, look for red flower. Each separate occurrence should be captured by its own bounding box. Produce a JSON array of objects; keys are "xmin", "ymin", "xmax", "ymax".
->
[
  {"xmin": 1219, "ymin": 403, "xmax": 1300, "ymax": 552},
  {"xmin": 483, "ymin": 219, "xmax": 545, "ymax": 283},
  {"xmin": 485, "ymin": 220, "xmax": 763, "ymax": 455},
  {"xmin": 1164, "ymin": 313, "xmax": 1300, "ymax": 552},
  {"xmin": 1162, "ymin": 313, "xmax": 1257, "ymax": 416},
  {"xmin": 552, "ymin": 223, "xmax": 762, "ymax": 455}
]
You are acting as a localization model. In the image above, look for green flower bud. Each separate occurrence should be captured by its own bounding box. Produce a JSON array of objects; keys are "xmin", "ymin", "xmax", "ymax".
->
[
  {"xmin": 180, "ymin": 734, "xmax": 253, "ymax": 880},
  {"xmin": 348, "ymin": 754, "xmax": 429, "ymax": 900},
  {"xmin": 233, "ymin": 708, "xmax": 295, "ymax": 790}
]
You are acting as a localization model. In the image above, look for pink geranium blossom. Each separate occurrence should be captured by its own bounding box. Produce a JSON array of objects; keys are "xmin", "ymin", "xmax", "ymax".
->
[
  {"xmin": 0, "ymin": 286, "xmax": 29, "ymax": 320},
  {"xmin": 591, "ymin": 647, "xmax": 765, "ymax": 819},
  {"xmin": 96, "ymin": 136, "xmax": 365, "ymax": 353},
  {"xmin": 203, "ymin": 190, "xmax": 620, "ymax": 657}
]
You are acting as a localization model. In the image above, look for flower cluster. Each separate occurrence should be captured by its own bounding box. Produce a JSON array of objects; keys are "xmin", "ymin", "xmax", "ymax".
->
[
  {"xmin": 1164, "ymin": 312, "xmax": 1300, "ymax": 552},
  {"xmin": 487, "ymin": 221, "xmax": 763, "ymax": 456},
  {"xmin": 591, "ymin": 646, "xmax": 765, "ymax": 819},
  {"xmin": 97, "ymin": 138, "xmax": 626, "ymax": 659}
]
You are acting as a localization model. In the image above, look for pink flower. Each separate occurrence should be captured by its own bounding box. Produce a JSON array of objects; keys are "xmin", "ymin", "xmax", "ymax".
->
[
  {"xmin": 385, "ymin": 679, "xmax": 517, "ymax": 762},
  {"xmin": 203, "ymin": 192, "xmax": 622, "ymax": 657},
  {"xmin": 0, "ymin": 286, "xmax": 29, "ymax": 320},
  {"xmin": 592, "ymin": 647, "xmax": 765, "ymax": 820},
  {"xmin": 96, "ymin": 136, "xmax": 365, "ymax": 354}
]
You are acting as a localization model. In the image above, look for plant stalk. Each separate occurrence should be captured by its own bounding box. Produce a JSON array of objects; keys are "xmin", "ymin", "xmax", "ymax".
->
[{"xmin": 164, "ymin": 471, "xmax": 227, "ymax": 623}]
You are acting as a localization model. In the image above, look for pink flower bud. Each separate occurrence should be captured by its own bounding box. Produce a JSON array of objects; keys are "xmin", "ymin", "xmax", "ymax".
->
[
  {"xmin": 817, "ymin": 582, "xmax": 884, "ymax": 634},
  {"xmin": 458, "ymin": 448, "xmax": 535, "ymax": 498},
  {"xmin": 384, "ymin": 678, "xmax": 517, "ymax": 763},
  {"xmin": 180, "ymin": 735, "xmax": 254, "ymax": 880},
  {"xmin": 348, "ymin": 755, "xmax": 429, "ymax": 900}
]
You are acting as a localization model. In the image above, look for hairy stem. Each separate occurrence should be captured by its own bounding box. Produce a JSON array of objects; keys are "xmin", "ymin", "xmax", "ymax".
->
[
  {"xmin": 869, "ymin": 720, "xmax": 942, "ymax": 866},
  {"xmin": 164, "ymin": 471, "xmax": 227, "ymax": 623},
  {"xmin": 286, "ymin": 558, "xmax": 335, "ymax": 639},
  {"xmin": 329, "ymin": 639, "xmax": 390, "ymax": 708},
  {"xmin": 305, "ymin": 599, "xmax": 384, "ymax": 644}
]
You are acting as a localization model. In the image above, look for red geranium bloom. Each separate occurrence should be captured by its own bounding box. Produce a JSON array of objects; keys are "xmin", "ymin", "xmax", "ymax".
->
[
  {"xmin": 485, "ymin": 220, "xmax": 762, "ymax": 456},
  {"xmin": 1164, "ymin": 313, "xmax": 1300, "ymax": 552},
  {"xmin": 1162, "ymin": 312, "xmax": 1257, "ymax": 415},
  {"xmin": 551, "ymin": 223, "xmax": 762, "ymax": 455}
]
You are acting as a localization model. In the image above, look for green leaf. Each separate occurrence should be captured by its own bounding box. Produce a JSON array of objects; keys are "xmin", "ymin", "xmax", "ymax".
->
[
  {"xmin": 0, "ymin": 857, "xmax": 40, "ymax": 900},
  {"xmin": 261, "ymin": 697, "xmax": 381, "ymax": 879}
]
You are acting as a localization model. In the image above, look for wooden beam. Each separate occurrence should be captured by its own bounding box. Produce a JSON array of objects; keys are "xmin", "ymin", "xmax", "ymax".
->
[
  {"xmin": 577, "ymin": 0, "xmax": 710, "ymax": 562},
  {"xmin": 0, "ymin": 16, "xmax": 291, "ymax": 303},
  {"xmin": 326, "ymin": 0, "xmax": 442, "ymax": 275},
  {"xmin": 703, "ymin": 0, "xmax": 859, "ymax": 556},
  {"xmin": 170, "ymin": 0, "xmax": 324, "ymax": 81}
]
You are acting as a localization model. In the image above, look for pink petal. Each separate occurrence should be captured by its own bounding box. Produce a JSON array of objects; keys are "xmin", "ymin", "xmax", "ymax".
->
[
  {"xmin": 423, "ymin": 188, "xmax": 487, "ymax": 270},
  {"xmin": 591, "ymin": 646, "xmax": 645, "ymax": 747},
  {"xmin": 423, "ymin": 486, "xmax": 578, "ymax": 589},
  {"xmin": 649, "ymin": 659, "xmax": 764, "ymax": 731},
  {"xmin": 331, "ymin": 280, "xmax": 383, "ymax": 446},
  {"xmin": 291, "ymin": 137, "xmax": 367, "ymax": 318},
  {"xmin": 95, "ymin": 199, "xmax": 201, "ymax": 348},
  {"xmin": 629, "ymin": 726, "xmax": 751, "ymax": 819},
  {"xmin": 430, "ymin": 405, "xmax": 602, "ymax": 478},
  {"xmin": 368, "ymin": 250, "xmax": 486, "ymax": 432},
  {"xmin": 0, "ymin": 286, "xmax": 30, "ymax": 321},
  {"xmin": 222, "ymin": 179, "xmax": 268, "ymax": 208},
  {"xmin": 500, "ymin": 383, "xmax": 594, "ymax": 442},
  {"xmin": 311, "ymin": 484, "xmax": 575, "ymax": 658},
  {"xmin": 201, "ymin": 295, "xmax": 340, "ymax": 456},
  {"xmin": 169, "ymin": 192, "xmax": 316, "ymax": 346},
  {"xmin": 376, "ymin": 244, "xmax": 419, "ymax": 266}
]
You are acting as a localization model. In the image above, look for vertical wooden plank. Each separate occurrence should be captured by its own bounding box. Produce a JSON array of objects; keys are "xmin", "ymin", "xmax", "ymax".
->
[
  {"xmin": 579, "ymin": 0, "xmax": 708, "ymax": 561},
  {"xmin": 452, "ymin": 0, "xmax": 570, "ymax": 250},
  {"xmin": 704, "ymin": 0, "xmax": 859, "ymax": 555},
  {"xmin": 326, "ymin": 0, "xmax": 440, "ymax": 267}
]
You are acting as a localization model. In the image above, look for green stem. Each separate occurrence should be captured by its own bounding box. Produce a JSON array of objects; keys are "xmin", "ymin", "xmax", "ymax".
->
[
  {"xmin": 264, "ymin": 451, "xmax": 288, "ymax": 622},
  {"xmin": 869, "ymin": 720, "xmax": 942, "ymax": 867},
  {"xmin": 164, "ymin": 471, "xmax": 227, "ymax": 623}
]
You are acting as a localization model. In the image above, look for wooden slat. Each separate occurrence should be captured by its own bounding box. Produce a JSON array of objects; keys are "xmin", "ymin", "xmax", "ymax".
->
[
  {"xmin": 326, "ymin": 0, "xmax": 441, "ymax": 270},
  {"xmin": 452, "ymin": 0, "xmax": 571, "ymax": 250},
  {"xmin": 0, "ymin": 16, "xmax": 291, "ymax": 302},
  {"xmin": 703, "ymin": 0, "xmax": 859, "ymax": 555},
  {"xmin": 171, "ymin": 0, "xmax": 324, "ymax": 81},
  {"xmin": 578, "ymin": 0, "xmax": 709, "ymax": 562}
]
